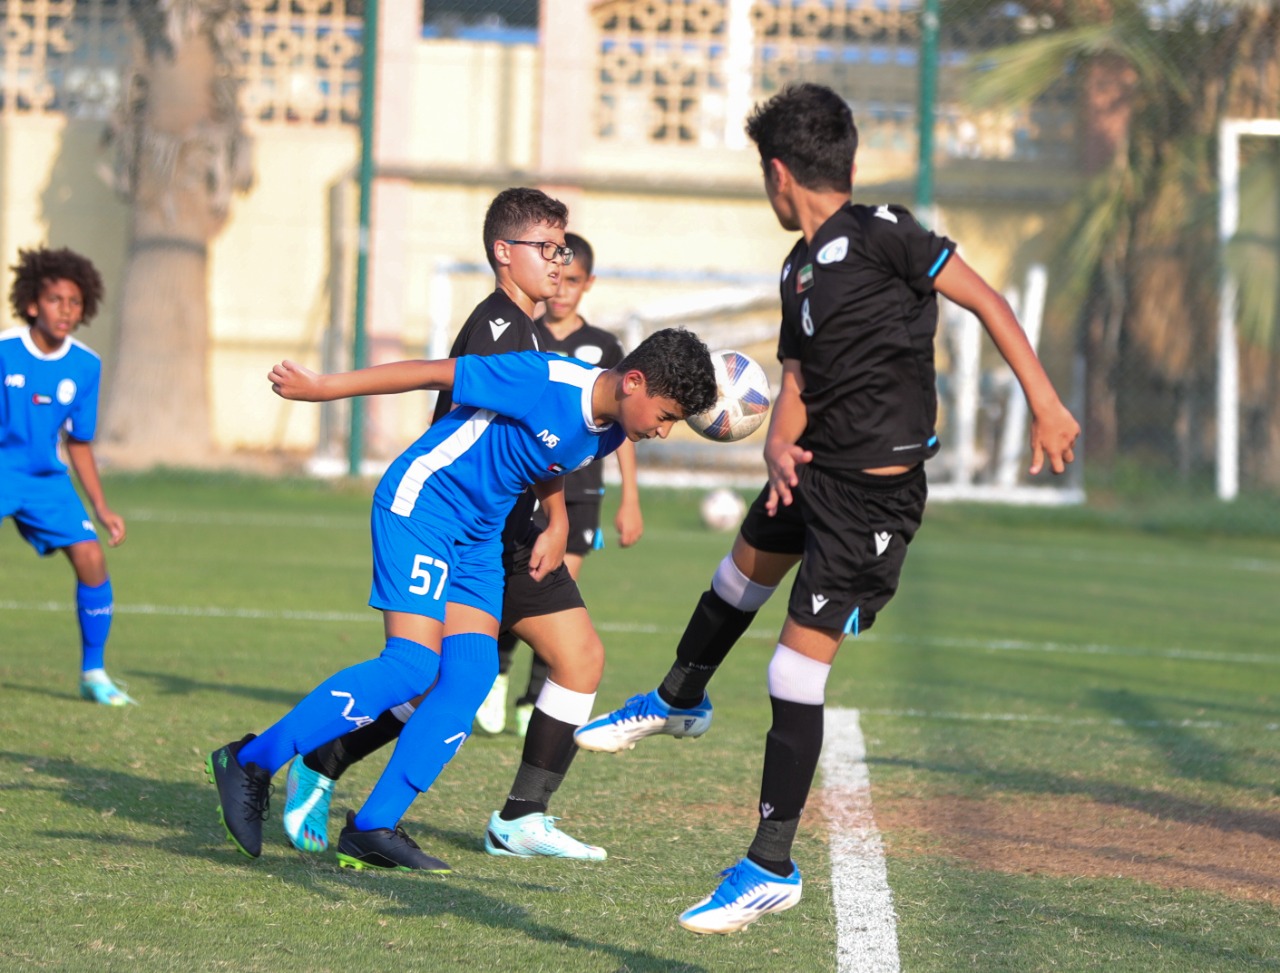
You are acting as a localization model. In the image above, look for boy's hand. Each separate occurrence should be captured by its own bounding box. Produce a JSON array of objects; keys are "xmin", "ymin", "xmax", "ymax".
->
[
  {"xmin": 1028, "ymin": 402, "xmax": 1081, "ymax": 475},
  {"xmin": 269, "ymin": 360, "xmax": 322, "ymax": 400},
  {"xmin": 528, "ymin": 520, "xmax": 568, "ymax": 581},
  {"xmin": 764, "ymin": 440, "xmax": 812, "ymax": 516},
  {"xmin": 96, "ymin": 505, "xmax": 126, "ymax": 546},
  {"xmin": 614, "ymin": 497, "xmax": 643, "ymax": 547}
]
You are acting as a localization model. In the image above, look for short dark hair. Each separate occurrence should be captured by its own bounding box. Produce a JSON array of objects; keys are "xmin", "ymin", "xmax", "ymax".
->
[
  {"xmin": 745, "ymin": 83, "xmax": 857, "ymax": 193},
  {"xmin": 564, "ymin": 232, "xmax": 594, "ymax": 276},
  {"xmin": 9, "ymin": 246, "xmax": 105, "ymax": 325},
  {"xmin": 482, "ymin": 188, "xmax": 569, "ymax": 271},
  {"xmin": 616, "ymin": 327, "xmax": 717, "ymax": 419}
]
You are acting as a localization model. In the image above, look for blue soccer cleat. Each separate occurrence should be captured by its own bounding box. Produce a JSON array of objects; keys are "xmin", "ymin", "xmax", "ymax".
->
[
  {"xmin": 283, "ymin": 758, "xmax": 336, "ymax": 853},
  {"xmin": 678, "ymin": 857, "xmax": 803, "ymax": 934},
  {"xmin": 573, "ymin": 689, "xmax": 712, "ymax": 753},
  {"xmin": 79, "ymin": 670, "xmax": 138, "ymax": 707}
]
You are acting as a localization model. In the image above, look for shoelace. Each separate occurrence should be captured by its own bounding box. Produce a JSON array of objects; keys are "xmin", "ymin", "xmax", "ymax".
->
[
  {"xmin": 391, "ymin": 826, "xmax": 422, "ymax": 849},
  {"xmin": 618, "ymin": 693, "xmax": 662, "ymax": 721},
  {"xmin": 243, "ymin": 775, "xmax": 274, "ymax": 821}
]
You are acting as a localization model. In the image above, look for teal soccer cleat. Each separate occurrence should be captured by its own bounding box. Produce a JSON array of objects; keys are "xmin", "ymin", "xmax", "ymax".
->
[
  {"xmin": 79, "ymin": 671, "xmax": 137, "ymax": 706},
  {"xmin": 283, "ymin": 758, "xmax": 336, "ymax": 853},
  {"xmin": 483, "ymin": 810, "xmax": 606, "ymax": 860}
]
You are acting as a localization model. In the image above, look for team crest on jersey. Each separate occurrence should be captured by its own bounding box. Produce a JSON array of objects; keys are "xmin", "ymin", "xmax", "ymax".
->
[
  {"xmin": 796, "ymin": 263, "xmax": 814, "ymax": 293},
  {"xmin": 573, "ymin": 457, "xmax": 594, "ymax": 471},
  {"xmin": 574, "ymin": 344, "xmax": 604, "ymax": 365},
  {"xmin": 817, "ymin": 236, "xmax": 848, "ymax": 265},
  {"xmin": 31, "ymin": 393, "xmax": 52, "ymax": 405},
  {"xmin": 57, "ymin": 378, "xmax": 76, "ymax": 404},
  {"xmin": 801, "ymin": 298, "xmax": 814, "ymax": 336}
]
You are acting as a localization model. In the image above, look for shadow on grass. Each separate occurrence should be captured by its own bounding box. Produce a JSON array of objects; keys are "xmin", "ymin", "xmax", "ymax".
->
[
  {"xmin": 0, "ymin": 750, "xmax": 708, "ymax": 973},
  {"xmin": 124, "ymin": 668, "xmax": 311, "ymax": 707}
]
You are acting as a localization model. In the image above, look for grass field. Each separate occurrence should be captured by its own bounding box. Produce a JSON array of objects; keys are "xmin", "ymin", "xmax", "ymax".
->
[{"xmin": 1, "ymin": 471, "xmax": 1277, "ymax": 972}]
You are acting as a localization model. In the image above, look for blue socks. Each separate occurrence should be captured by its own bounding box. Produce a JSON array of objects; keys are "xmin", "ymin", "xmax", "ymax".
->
[
  {"xmin": 238, "ymin": 637, "xmax": 441, "ymax": 775},
  {"xmin": 76, "ymin": 579, "xmax": 113, "ymax": 673},
  {"xmin": 354, "ymin": 632, "xmax": 497, "ymax": 831}
]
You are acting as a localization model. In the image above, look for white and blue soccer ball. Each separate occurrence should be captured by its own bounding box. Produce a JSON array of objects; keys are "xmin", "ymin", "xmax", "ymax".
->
[
  {"xmin": 687, "ymin": 349, "xmax": 771, "ymax": 443},
  {"xmin": 700, "ymin": 488, "xmax": 746, "ymax": 532}
]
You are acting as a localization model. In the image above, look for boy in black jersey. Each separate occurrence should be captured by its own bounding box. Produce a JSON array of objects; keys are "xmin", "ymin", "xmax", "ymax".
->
[
  {"xmin": 279, "ymin": 189, "xmax": 614, "ymax": 862},
  {"xmin": 575, "ymin": 83, "xmax": 1080, "ymax": 933},
  {"xmin": 477, "ymin": 232, "xmax": 644, "ymax": 738}
]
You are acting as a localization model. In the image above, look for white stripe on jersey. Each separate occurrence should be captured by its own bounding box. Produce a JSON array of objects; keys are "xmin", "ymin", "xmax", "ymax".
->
[
  {"xmin": 389, "ymin": 407, "xmax": 496, "ymax": 517},
  {"xmin": 547, "ymin": 358, "xmax": 606, "ymax": 432}
]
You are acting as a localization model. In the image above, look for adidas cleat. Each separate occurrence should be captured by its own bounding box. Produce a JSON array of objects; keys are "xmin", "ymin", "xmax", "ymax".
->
[
  {"xmin": 283, "ymin": 758, "xmax": 336, "ymax": 853},
  {"xmin": 80, "ymin": 671, "xmax": 138, "ymax": 706},
  {"xmin": 483, "ymin": 811, "xmax": 606, "ymax": 860},
  {"xmin": 206, "ymin": 735, "xmax": 273, "ymax": 858},
  {"xmin": 475, "ymin": 673, "xmax": 508, "ymax": 734},
  {"xmin": 336, "ymin": 811, "xmax": 452, "ymax": 873},
  {"xmin": 573, "ymin": 690, "xmax": 712, "ymax": 753},
  {"xmin": 678, "ymin": 857, "xmax": 803, "ymax": 934}
]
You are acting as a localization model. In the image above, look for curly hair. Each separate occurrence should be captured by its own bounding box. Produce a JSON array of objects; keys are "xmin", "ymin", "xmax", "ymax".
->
[
  {"xmin": 9, "ymin": 246, "xmax": 105, "ymax": 325},
  {"xmin": 745, "ymin": 83, "xmax": 858, "ymax": 193},
  {"xmin": 482, "ymin": 188, "xmax": 569, "ymax": 271},
  {"xmin": 616, "ymin": 327, "xmax": 718, "ymax": 419}
]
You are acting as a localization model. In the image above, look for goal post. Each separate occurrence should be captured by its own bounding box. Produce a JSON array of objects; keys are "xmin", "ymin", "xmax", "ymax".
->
[{"xmin": 1217, "ymin": 117, "xmax": 1280, "ymax": 501}]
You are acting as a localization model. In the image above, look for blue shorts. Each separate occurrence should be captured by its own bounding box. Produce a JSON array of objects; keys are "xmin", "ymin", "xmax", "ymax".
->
[
  {"xmin": 0, "ymin": 471, "xmax": 98, "ymax": 556},
  {"xmin": 368, "ymin": 504, "xmax": 504, "ymax": 621}
]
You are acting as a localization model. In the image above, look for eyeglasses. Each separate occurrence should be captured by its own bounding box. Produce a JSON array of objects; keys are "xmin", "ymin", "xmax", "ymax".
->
[{"xmin": 504, "ymin": 240, "xmax": 575, "ymax": 265}]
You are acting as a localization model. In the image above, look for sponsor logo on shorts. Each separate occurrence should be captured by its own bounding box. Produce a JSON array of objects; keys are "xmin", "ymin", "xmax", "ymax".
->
[
  {"xmin": 811, "ymin": 593, "xmax": 829, "ymax": 614},
  {"xmin": 874, "ymin": 531, "xmax": 892, "ymax": 556},
  {"xmin": 81, "ymin": 520, "xmax": 97, "ymax": 534}
]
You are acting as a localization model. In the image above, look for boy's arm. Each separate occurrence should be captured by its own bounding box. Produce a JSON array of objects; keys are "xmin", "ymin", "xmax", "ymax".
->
[
  {"xmin": 612, "ymin": 438, "xmax": 643, "ymax": 547},
  {"xmin": 64, "ymin": 439, "xmax": 125, "ymax": 546},
  {"xmin": 528, "ymin": 479, "xmax": 568, "ymax": 581},
  {"xmin": 934, "ymin": 255, "xmax": 1080, "ymax": 475},
  {"xmin": 763, "ymin": 358, "xmax": 813, "ymax": 516},
  {"xmin": 270, "ymin": 358, "xmax": 457, "ymax": 402}
]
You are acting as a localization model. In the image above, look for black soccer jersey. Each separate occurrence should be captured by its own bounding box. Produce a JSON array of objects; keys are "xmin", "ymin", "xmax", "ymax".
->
[
  {"xmin": 534, "ymin": 317, "xmax": 624, "ymax": 500},
  {"xmin": 777, "ymin": 201, "xmax": 955, "ymax": 474},
  {"xmin": 438, "ymin": 289, "xmax": 542, "ymax": 543}
]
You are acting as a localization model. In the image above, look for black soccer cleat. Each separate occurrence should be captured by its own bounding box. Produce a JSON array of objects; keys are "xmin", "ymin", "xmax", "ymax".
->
[
  {"xmin": 335, "ymin": 810, "xmax": 452, "ymax": 873},
  {"xmin": 206, "ymin": 734, "xmax": 273, "ymax": 859}
]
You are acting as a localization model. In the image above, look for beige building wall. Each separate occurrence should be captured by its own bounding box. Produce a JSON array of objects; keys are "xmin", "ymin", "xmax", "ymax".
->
[{"xmin": 1, "ymin": 31, "xmax": 1061, "ymax": 460}]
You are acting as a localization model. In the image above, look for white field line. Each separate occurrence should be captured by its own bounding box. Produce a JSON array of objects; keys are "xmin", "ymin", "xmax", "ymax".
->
[
  {"xmin": 822, "ymin": 707, "xmax": 900, "ymax": 973},
  {"xmin": 2, "ymin": 600, "xmax": 1276, "ymax": 669}
]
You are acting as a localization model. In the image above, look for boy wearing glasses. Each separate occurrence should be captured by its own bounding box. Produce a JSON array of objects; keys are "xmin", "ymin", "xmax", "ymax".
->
[
  {"xmin": 476, "ymin": 232, "xmax": 644, "ymax": 739},
  {"xmin": 208, "ymin": 188, "xmax": 719, "ymax": 872}
]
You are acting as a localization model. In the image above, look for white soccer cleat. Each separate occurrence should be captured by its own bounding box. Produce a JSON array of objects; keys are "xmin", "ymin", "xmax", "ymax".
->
[
  {"xmin": 573, "ymin": 689, "xmax": 712, "ymax": 753},
  {"xmin": 474, "ymin": 673, "xmax": 508, "ymax": 734},
  {"xmin": 679, "ymin": 858, "xmax": 803, "ymax": 934},
  {"xmin": 483, "ymin": 810, "xmax": 606, "ymax": 860}
]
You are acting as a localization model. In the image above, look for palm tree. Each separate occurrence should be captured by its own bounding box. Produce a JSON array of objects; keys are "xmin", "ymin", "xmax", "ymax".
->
[
  {"xmin": 100, "ymin": 0, "xmax": 253, "ymax": 466},
  {"xmin": 958, "ymin": 0, "xmax": 1280, "ymax": 484}
]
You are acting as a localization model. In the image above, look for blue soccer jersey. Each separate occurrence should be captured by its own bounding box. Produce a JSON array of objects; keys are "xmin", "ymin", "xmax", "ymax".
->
[
  {"xmin": 373, "ymin": 351, "xmax": 626, "ymax": 543},
  {"xmin": 0, "ymin": 326, "xmax": 101, "ymax": 476}
]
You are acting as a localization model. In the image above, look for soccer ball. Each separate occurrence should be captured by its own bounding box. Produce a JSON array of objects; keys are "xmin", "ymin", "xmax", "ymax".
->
[
  {"xmin": 700, "ymin": 488, "xmax": 746, "ymax": 532},
  {"xmin": 687, "ymin": 349, "xmax": 771, "ymax": 443}
]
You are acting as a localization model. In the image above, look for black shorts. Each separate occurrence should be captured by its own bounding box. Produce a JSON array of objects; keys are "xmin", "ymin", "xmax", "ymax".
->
[
  {"xmin": 500, "ymin": 521, "xmax": 586, "ymax": 631},
  {"xmin": 534, "ymin": 498, "xmax": 604, "ymax": 556},
  {"xmin": 740, "ymin": 464, "xmax": 927, "ymax": 634}
]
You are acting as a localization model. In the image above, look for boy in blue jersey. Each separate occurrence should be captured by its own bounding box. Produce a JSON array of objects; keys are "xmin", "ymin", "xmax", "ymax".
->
[
  {"xmin": 207, "ymin": 310, "xmax": 716, "ymax": 867},
  {"xmin": 1, "ymin": 247, "xmax": 134, "ymax": 706}
]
